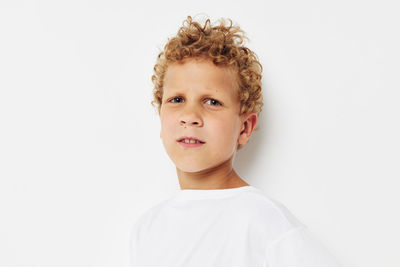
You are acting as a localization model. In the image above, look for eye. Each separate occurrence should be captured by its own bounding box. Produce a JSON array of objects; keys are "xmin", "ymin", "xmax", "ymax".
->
[
  {"xmin": 205, "ymin": 98, "xmax": 222, "ymax": 106},
  {"xmin": 169, "ymin": 96, "xmax": 184, "ymax": 103}
]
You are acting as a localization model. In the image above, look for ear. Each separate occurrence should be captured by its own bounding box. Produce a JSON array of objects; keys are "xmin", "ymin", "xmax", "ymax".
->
[{"xmin": 237, "ymin": 112, "xmax": 258, "ymax": 145}]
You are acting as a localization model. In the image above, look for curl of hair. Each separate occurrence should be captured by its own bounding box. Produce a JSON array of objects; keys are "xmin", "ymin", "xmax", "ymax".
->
[{"xmin": 151, "ymin": 16, "xmax": 263, "ymax": 150}]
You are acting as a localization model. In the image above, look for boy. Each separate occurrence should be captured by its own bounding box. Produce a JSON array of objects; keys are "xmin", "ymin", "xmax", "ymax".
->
[{"xmin": 130, "ymin": 15, "xmax": 341, "ymax": 267}]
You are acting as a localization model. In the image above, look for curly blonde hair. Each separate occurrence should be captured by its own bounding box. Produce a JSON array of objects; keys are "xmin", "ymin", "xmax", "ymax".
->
[{"xmin": 151, "ymin": 15, "xmax": 263, "ymax": 150}]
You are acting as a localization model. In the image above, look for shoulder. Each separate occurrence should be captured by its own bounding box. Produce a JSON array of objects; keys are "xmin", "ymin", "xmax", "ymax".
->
[
  {"xmin": 233, "ymin": 187, "xmax": 306, "ymax": 235},
  {"xmin": 129, "ymin": 197, "xmax": 173, "ymax": 235},
  {"xmin": 237, "ymin": 187, "xmax": 304, "ymax": 226}
]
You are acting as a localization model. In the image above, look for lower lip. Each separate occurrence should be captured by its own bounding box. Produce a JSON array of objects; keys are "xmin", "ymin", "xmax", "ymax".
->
[{"xmin": 178, "ymin": 141, "xmax": 205, "ymax": 148}]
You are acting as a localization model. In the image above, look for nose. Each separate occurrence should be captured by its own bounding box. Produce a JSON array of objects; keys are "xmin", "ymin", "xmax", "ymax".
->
[{"xmin": 179, "ymin": 104, "xmax": 203, "ymax": 127}]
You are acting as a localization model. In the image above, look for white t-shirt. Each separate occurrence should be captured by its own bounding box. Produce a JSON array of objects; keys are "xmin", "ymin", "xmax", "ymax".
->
[{"xmin": 129, "ymin": 185, "xmax": 341, "ymax": 267}]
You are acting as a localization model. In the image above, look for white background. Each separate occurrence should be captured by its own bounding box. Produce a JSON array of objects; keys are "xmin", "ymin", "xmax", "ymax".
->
[{"xmin": 1, "ymin": 1, "xmax": 399, "ymax": 266}]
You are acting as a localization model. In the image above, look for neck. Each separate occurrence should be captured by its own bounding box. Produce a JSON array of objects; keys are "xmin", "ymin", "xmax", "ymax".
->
[{"xmin": 176, "ymin": 156, "xmax": 249, "ymax": 190}]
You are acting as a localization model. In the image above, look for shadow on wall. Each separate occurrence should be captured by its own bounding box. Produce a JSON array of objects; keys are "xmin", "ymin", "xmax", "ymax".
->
[{"xmin": 234, "ymin": 80, "xmax": 273, "ymax": 182}]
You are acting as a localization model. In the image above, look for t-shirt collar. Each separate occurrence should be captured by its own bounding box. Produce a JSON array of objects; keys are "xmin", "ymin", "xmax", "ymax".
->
[{"xmin": 172, "ymin": 185, "xmax": 254, "ymax": 201}]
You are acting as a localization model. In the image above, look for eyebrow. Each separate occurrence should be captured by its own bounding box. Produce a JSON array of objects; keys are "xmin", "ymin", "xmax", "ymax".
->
[{"xmin": 164, "ymin": 86, "xmax": 220, "ymax": 93}]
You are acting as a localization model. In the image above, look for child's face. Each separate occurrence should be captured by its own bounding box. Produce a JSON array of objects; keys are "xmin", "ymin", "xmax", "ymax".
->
[{"xmin": 159, "ymin": 58, "xmax": 247, "ymax": 173}]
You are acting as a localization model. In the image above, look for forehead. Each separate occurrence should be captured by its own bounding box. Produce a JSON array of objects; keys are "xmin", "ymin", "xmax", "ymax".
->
[{"xmin": 163, "ymin": 59, "xmax": 239, "ymax": 96}]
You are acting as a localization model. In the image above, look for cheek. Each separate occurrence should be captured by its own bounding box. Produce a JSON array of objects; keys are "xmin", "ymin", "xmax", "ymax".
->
[
  {"xmin": 211, "ymin": 116, "xmax": 241, "ymax": 144},
  {"xmin": 160, "ymin": 115, "xmax": 175, "ymax": 139}
]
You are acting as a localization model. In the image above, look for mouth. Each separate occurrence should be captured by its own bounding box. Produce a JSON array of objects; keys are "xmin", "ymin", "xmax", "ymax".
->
[{"xmin": 177, "ymin": 136, "xmax": 205, "ymax": 148}]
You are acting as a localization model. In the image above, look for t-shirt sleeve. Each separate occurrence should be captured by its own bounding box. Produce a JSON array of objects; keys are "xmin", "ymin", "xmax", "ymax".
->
[{"xmin": 265, "ymin": 226, "xmax": 342, "ymax": 267}]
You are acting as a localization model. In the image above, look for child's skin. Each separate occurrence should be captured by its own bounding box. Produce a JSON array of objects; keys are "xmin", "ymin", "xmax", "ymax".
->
[{"xmin": 159, "ymin": 58, "xmax": 258, "ymax": 190}]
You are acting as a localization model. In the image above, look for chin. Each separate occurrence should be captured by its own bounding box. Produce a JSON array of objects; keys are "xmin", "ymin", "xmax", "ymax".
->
[
  {"xmin": 176, "ymin": 164, "xmax": 205, "ymax": 173},
  {"xmin": 174, "ymin": 158, "xmax": 215, "ymax": 173}
]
